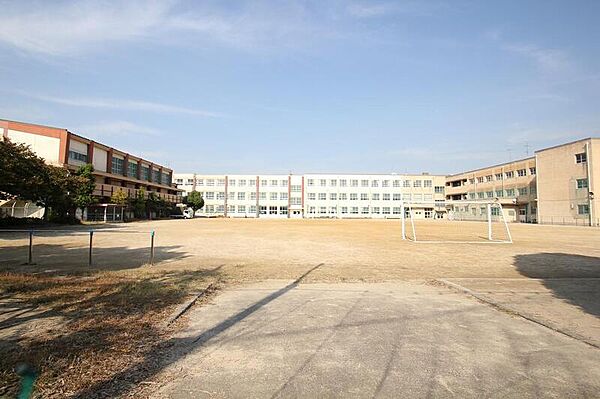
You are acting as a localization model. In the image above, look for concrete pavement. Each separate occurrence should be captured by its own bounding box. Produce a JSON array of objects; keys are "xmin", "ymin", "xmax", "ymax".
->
[{"xmin": 152, "ymin": 281, "xmax": 600, "ymax": 398}]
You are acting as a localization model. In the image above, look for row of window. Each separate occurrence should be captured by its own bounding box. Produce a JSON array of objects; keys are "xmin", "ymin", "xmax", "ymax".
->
[
  {"xmin": 109, "ymin": 157, "xmax": 171, "ymax": 185},
  {"xmin": 307, "ymin": 206, "xmax": 434, "ymax": 216},
  {"xmin": 307, "ymin": 193, "xmax": 435, "ymax": 201},
  {"xmin": 198, "ymin": 192, "xmax": 439, "ymax": 202},
  {"xmin": 306, "ymin": 178, "xmax": 437, "ymax": 189},
  {"xmin": 202, "ymin": 205, "xmax": 289, "ymax": 214},
  {"xmin": 68, "ymin": 150, "xmax": 88, "ymax": 163},
  {"xmin": 465, "ymin": 168, "xmax": 536, "ymax": 185},
  {"xmin": 468, "ymin": 186, "xmax": 534, "ymax": 199}
]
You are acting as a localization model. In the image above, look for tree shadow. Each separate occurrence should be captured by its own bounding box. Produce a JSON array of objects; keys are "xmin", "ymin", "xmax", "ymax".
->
[
  {"xmin": 68, "ymin": 263, "xmax": 324, "ymax": 399},
  {"xmin": 0, "ymin": 267, "xmax": 225, "ymax": 396},
  {"xmin": 514, "ymin": 253, "xmax": 600, "ymax": 318},
  {"xmin": 0, "ymin": 243, "xmax": 189, "ymax": 272}
]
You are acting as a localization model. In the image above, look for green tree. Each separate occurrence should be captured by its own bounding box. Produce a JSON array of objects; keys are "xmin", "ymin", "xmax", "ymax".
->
[
  {"xmin": 111, "ymin": 189, "xmax": 129, "ymax": 205},
  {"xmin": 185, "ymin": 191, "xmax": 204, "ymax": 212},
  {"xmin": 0, "ymin": 139, "xmax": 47, "ymax": 201},
  {"xmin": 72, "ymin": 164, "xmax": 97, "ymax": 210},
  {"xmin": 130, "ymin": 188, "xmax": 147, "ymax": 219}
]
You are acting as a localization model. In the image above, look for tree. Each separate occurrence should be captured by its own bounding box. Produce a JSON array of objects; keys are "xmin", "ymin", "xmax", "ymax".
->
[
  {"xmin": 185, "ymin": 191, "xmax": 204, "ymax": 212},
  {"xmin": 111, "ymin": 189, "xmax": 128, "ymax": 205},
  {"xmin": 0, "ymin": 139, "xmax": 47, "ymax": 201},
  {"xmin": 130, "ymin": 188, "xmax": 147, "ymax": 219},
  {"xmin": 72, "ymin": 164, "xmax": 97, "ymax": 210}
]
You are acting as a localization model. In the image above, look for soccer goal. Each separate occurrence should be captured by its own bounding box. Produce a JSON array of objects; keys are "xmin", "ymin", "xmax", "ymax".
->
[{"xmin": 401, "ymin": 201, "xmax": 513, "ymax": 243}]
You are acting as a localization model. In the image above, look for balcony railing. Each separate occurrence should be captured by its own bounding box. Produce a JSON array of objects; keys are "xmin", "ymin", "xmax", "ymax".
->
[{"xmin": 94, "ymin": 184, "xmax": 180, "ymax": 203}]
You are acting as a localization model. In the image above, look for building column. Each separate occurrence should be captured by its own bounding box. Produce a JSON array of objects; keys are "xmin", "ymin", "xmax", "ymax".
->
[
  {"xmin": 107, "ymin": 149, "xmax": 114, "ymax": 174},
  {"xmin": 137, "ymin": 160, "xmax": 142, "ymax": 180},
  {"xmin": 88, "ymin": 141, "xmax": 95, "ymax": 165},
  {"xmin": 224, "ymin": 176, "xmax": 229, "ymax": 217},
  {"xmin": 301, "ymin": 176, "xmax": 305, "ymax": 217},
  {"xmin": 124, "ymin": 154, "xmax": 130, "ymax": 177},
  {"xmin": 287, "ymin": 174, "xmax": 291, "ymax": 218},
  {"xmin": 256, "ymin": 176, "xmax": 260, "ymax": 218}
]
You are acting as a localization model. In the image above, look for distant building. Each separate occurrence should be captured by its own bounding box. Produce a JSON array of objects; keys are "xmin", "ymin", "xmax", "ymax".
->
[
  {"xmin": 535, "ymin": 138, "xmax": 598, "ymax": 226},
  {"xmin": 1, "ymin": 119, "xmax": 182, "ymax": 206},
  {"xmin": 174, "ymin": 173, "xmax": 447, "ymax": 219}
]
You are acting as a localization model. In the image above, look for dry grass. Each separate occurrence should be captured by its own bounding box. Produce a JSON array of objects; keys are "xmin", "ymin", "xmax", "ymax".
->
[{"xmin": 0, "ymin": 218, "xmax": 599, "ymax": 397}]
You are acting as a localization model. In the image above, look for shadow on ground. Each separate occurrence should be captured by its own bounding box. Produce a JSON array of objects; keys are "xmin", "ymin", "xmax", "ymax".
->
[
  {"xmin": 0, "ymin": 266, "xmax": 225, "ymax": 397},
  {"xmin": 65, "ymin": 263, "xmax": 324, "ymax": 399},
  {"xmin": 0, "ymin": 243, "xmax": 189, "ymax": 272},
  {"xmin": 514, "ymin": 252, "xmax": 600, "ymax": 318}
]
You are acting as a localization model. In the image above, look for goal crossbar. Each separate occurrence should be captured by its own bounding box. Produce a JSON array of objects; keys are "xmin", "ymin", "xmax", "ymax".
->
[{"xmin": 401, "ymin": 201, "xmax": 513, "ymax": 244}]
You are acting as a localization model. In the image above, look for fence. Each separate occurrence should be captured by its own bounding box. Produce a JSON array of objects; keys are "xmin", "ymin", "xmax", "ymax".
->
[
  {"xmin": 0, "ymin": 229, "xmax": 157, "ymax": 268},
  {"xmin": 536, "ymin": 216, "xmax": 600, "ymax": 227}
]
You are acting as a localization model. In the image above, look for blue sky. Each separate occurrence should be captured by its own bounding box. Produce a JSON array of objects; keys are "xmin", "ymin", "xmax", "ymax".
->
[{"xmin": 0, "ymin": 0, "xmax": 599, "ymax": 175}]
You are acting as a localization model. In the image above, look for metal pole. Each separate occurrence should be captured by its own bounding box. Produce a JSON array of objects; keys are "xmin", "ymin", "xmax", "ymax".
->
[
  {"xmin": 88, "ymin": 231, "xmax": 93, "ymax": 266},
  {"xmin": 150, "ymin": 230, "xmax": 155, "ymax": 265},
  {"xmin": 28, "ymin": 230, "xmax": 33, "ymax": 264},
  {"xmin": 487, "ymin": 204, "xmax": 492, "ymax": 241}
]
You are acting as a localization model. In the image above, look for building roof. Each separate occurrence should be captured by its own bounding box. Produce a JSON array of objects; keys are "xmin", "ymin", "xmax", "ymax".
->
[{"xmin": 534, "ymin": 137, "xmax": 597, "ymax": 153}]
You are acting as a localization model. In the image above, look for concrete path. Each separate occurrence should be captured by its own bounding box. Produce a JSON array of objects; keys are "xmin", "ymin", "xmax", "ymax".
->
[{"xmin": 152, "ymin": 281, "xmax": 600, "ymax": 398}]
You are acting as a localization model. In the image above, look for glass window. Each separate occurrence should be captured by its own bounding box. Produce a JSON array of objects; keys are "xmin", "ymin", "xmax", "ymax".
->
[
  {"xmin": 372, "ymin": 180, "xmax": 379, "ymax": 187},
  {"xmin": 403, "ymin": 180, "xmax": 411, "ymax": 188},
  {"xmin": 424, "ymin": 180, "xmax": 432, "ymax": 187},
  {"xmin": 350, "ymin": 193, "xmax": 358, "ymax": 200},
  {"xmin": 69, "ymin": 150, "xmax": 88, "ymax": 163},
  {"xmin": 434, "ymin": 186, "xmax": 444, "ymax": 193},
  {"xmin": 575, "ymin": 153, "xmax": 587, "ymax": 164},
  {"xmin": 361, "ymin": 180, "xmax": 369, "ymax": 187},
  {"xmin": 320, "ymin": 179, "xmax": 327, "ymax": 186},
  {"xmin": 413, "ymin": 180, "xmax": 422, "ymax": 187},
  {"xmin": 318, "ymin": 193, "xmax": 326, "ymax": 200},
  {"xmin": 111, "ymin": 157, "xmax": 124, "ymax": 175},
  {"xmin": 578, "ymin": 204, "xmax": 590, "ymax": 214},
  {"xmin": 576, "ymin": 179, "xmax": 588, "ymax": 189},
  {"xmin": 517, "ymin": 169, "xmax": 526, "ymax": 177}
]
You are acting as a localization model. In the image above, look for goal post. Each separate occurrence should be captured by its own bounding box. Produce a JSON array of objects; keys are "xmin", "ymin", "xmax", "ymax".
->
[{"xmin": 401, "ymin": 200, "xmax": 513, "ymax": 244}]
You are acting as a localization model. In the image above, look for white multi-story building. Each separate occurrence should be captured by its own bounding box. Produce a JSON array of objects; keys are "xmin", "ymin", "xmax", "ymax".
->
[{"xmin": 174, "ymin": 173, "xmax": 446, "ymax": 219}]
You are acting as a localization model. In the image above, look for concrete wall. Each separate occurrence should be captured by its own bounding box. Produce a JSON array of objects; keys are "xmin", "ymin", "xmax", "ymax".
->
[
  {"xmin": 7, "ymin": 129, "xmax": 61, "ymax": 165},
  {"xmin": 536, "ymin": 138, "xmax": 596, "ymax": 225}
]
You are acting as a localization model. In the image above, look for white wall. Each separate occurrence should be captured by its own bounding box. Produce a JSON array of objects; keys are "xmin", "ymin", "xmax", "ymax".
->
[
  {"xmin": 93, "ymin": 148, "xmax": 108, "ymax": 172},
  {"xmin": 7, "ymin": 129, "xmax": 61, "ymax": 164}
]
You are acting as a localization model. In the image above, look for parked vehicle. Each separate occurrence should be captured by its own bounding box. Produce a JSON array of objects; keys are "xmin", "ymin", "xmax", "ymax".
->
[{"xmin": 170, "ymin": 207, "xmax": 194, "ymax": 219}]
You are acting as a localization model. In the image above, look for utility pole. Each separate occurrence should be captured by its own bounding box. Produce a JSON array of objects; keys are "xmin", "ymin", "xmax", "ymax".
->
[{"xmin": 524, "ymin": 142, "xmax": 530, "ymax": 156}]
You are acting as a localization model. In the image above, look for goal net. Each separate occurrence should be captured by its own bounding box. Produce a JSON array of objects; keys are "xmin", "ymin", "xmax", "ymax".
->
[{"xmin": 401, "ymin": 201, "xmax": 513, "ymax": 243}]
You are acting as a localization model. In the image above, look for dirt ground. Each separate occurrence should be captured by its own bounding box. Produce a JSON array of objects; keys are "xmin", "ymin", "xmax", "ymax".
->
[
  {"xmin": 1, "ymin": 218, "xmax": 599, "ymax": 397},
  {"xmin": 1, "ymin": 218, "xmax": 599, "ymax": 281}
]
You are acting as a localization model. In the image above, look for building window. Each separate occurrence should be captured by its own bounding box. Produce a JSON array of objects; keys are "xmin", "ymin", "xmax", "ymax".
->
[
  {"xmin": 207, "ymin": 179, "xmax": 215, "ymax": 186},
  {"xmin": 152, "ymin": 169, "xmax": 161, "ymax": 183},
  {"xmin": 217, "ymin": 179, "xmax": 225, "ymax": 186},
  {"xmin": 319, "ymin": 206, "xmax": 326, "ymax": 214},
  {"xmin": 575, "ymin": 153, "xmax": 587, "ymax": 164},
  {"xmin": 238, "ymin": 205, "xmax": 246, "ymax": 213},
  {"xmin": 506, "ymin": 188, "xmax": 515, "ymax": 197},
  {"xmin": 372, "ymin": 180, "xmax": 380, "ymax": 187},
  {"xmin": 239, "ymin": 179, "xmax": 246, "ymax": 186},
  {"xmin": 517, "ymin": 169, "xmax": 526, "ymax": 177},
  {"xmin": 485, "ymin": 175, "xmax": 493, "ymax": 182},
  {"xmin": 280, "ymin": 206, "xmax": 288, "ymax": 215},
  {"xmin": 578, "ymin": 204, "xmax": 590, "ymax": 215},
  {"xmin": 281, "ymin": 180, "xmax": 288, "ymax": 187},
  {"xmin": 308, "ymin": 206, "xmax": 316, "ymax": 214},
  {"xmin": 260, "ymin": 192, "xmax": 267, "ymax": 200},
  {"xmin": 249, "ymin": 180, "xmax": 256, "ymax": 187},
  {"xmin": 486, "ymin": 191, "xmax": 494, "ymax": 198},
  {"xmin": 330, "ymin": 179, "xmax": 337, "ymax": 186},
  {"xmin": 495, "ymin": 173, "xmax": 503, "ymax": 181},
  {"xmin": 291, "ymin": 185, "xmax": 301, "ymax": 192},
  {"xmin": 393, "ymin": 180, "xmax": 401, "ymax": 188},
  {"xmin": 505, "ymin": 171, "xmax": 514, "ymax": 179},
  {"xmin": 162, "ymin": 172, "xmax": 171, "ymax": 185},
  {"xmin": 250, "ymin": 192, "xmax": 257, "ymax": 200},
  {"xmin": 361, "ymin": 207, "xmax": 369, "ymax": 214},
  {"xmin": 382, "ymin": 207, "xmax": 390, "ymax": 214},
  {"xmin": 229, "ymin": 180, "xmax": 236, "ymax": 186},
  {"xmin": 468, "ymin": 178, "xmax": 475, "ymax": 184},
  {"xmin": 216, "ymin": 192, "xmax": 225, "ymax": 200},
  {"xmin": 238, "ymin": 192, "xmax": 245, "ymax": 200},
  {"xmin": 393, "ymin": 207, "xmax": 401, "ymax": 215},
  {"xmin": 424, "ymin": 180, "xmax": 432, "ymax": 187},
  {"xmin": 478, "ymin": 192, "xmax": 484, "ymax": 199},
  {"xmin": 350, "ymin": 193, "xmax": 358, "ymax": 201},
  {"xmin": 361, "ymin": 193, "xmax": 368, "ymax": 200},
  {"xmin": 413, "ymin": 194, "xmax": 423, "ymax": 201},
  {"xmin": 280, "ymin": 193, "xmax": 288, "ymax": 200},
  {"xmin": 205, "ymin": 192, "xmax": 215, "ymax": 200},
  {"xmin": 402, "ymin": 193, "xmax": 411, "ymax": 200},
  {"xmin": 330, "ymin": 193, "xmax": 337, "ymax": 200},
  {"xmin": 319, "ymin": 179, "xmax": 326, "ymax": 187},
  {"xmin": 424, "ymin": 194, "xmax": 433, "ymax": 201},
  {"xmin": 372, "ymin": 193, "xmax": 380, "ymax": 200},
  {"xmin": 340, "ymin": 179, "xmax": 347, "ymax": 187},
  {"xmin": 361, "ymin": 180, "xmax": 369, "ymax": 187},
  {"xmin": 318, "ymin": 193, "xmax": 326, "ymax": 200},
  {"xmin": 477, "ymin": 177, "xmax": 484, "ymax": 183},
  {"xmin": 196, "ymin": 179, "xmax": 204, "ymax": 186},
  {"xmin": 270, "ymin": 192, "xmax": 278, "ymax": 200},
  {"xmin": 341, "ymin": 207, "xmax": 348, "ymax": 214},
  {"xmin": 111, "ymin": 157, "xmax": 124, "ymax": 175},
  {"xmin": 249, "ymin": 205, "xmax": 256, "ymax": 214},
  {"xmin": 351, "ymin": 179, "xmax": 359, "ymax": 187},
  {"xmin": 350, "ymin": 207, "xmax": 359, "ymax": 214},
  {"xmin": 217, "ymin": 205, "xmax": 224, "ymax": 213},
  {"xmin": 403, "ymin": 180, "xmax": 411, "ymax": 188},
  {"xmin": 373, "ymin": 207, "xmax": 380, "ymax": 214},
  {"xmin": 175, "ymin": 179, "xmax": 183, "ymax": 184},
  {"xmin": 382, "ymin": 180, "xmax": 390, "ymax": 187},
  {"xmin": 393, "ymin": 193, "xmax": 401, "ymax": 201},
  {"xmin": 496, "ymin": 190, "xmax": 504, "ymax": 197},
  {"xmin": 576, "ymin": 178, "xmax": 588, "ymax": 189},
  {"xmin": 529, "ymin": 167, "xmax": 536, "ymax": 175},
  {"xmin": 518, "ymin": 187, "xmax": 528, "ymax": 196},
  {"xmin": 228, "ymin": 192, "xmax": 235, "ymax": 200},
  {"xmin": 339, "ymin": 193, "xmax": 347, "ymax": 200},
  {"xmin": 269, "ymin": 206, "xmax": 278, "ymax": 214},
  {"xmin": 434, "ymin": 186, "xmax": 444, "ymax": 194},
  {"xmin": 308, "ymin": 193, "xmax": 316, "ymax": 200},
  {"xmin": 290, "ymin": 197, "xmax": 301, "ymax": 205},
  {"xmin": 228, "ymin": 205, "xmax": 235, "ymax": 213},
  {"xmin": 69, "ymin": 150, "xmax": 88, "ymax": 163}
]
